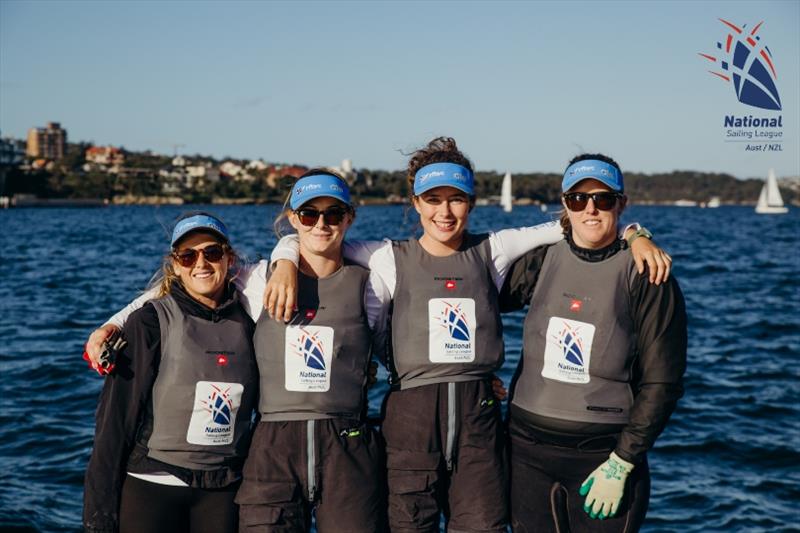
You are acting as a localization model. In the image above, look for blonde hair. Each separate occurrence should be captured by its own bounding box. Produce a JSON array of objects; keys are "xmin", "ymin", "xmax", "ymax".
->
[{"xmin": 146, "ymin": 240, "xmax": 241, "ymax": 297}]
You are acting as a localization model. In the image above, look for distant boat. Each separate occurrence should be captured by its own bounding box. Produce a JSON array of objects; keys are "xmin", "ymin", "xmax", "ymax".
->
[
  {"xmin": 755, "ymin": 169, "xmax": 788, "ymax": 214},
  {"xmin": 707, "ymin": 196, "xmax": 721, "ymax": 208},
  {"xmin": 501, "ymin": 172, "xmax": 513, "ymax": 213},
  {"xmin": 674, "ymin": 199, "xmax": 698, "ymax": 207}
]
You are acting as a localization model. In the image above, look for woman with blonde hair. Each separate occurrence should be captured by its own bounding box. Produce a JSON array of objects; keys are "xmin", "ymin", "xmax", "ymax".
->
[{"xmin": 84, "ymin": 212, "xmax": 259, "ymax": 533}]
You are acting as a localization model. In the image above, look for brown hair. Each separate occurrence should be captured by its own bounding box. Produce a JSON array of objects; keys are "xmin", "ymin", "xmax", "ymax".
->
[
  {"xmin": 559, "ymin": 152, "xmax": 625, "ymax": 234},
  {"xmin": 406, "ymin": 137, "xmax": 474, "ymax": 201}
]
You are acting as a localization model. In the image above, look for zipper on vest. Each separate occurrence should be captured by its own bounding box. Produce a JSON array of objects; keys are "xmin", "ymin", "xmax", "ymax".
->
[
  {"xmin": 445, "ymin": 382, "xmax": 456, "ymax": 471},
  {"xmin": 307, "ymin": 420, "xmax": 316, "ymax": 501}
]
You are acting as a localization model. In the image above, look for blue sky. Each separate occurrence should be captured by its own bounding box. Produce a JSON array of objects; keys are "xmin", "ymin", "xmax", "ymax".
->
[{"xmin": 1, "ymin": 0, "xmax": 798, "ymax": 179}]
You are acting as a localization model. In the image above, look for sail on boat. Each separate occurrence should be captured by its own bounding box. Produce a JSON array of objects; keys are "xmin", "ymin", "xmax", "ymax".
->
[
  {"xmin": 501, "ymin": 172, "xmax": 513, "ymax": 213},
  {"xmin": 755, "ymin": 169, "xmax": 788, "ymax": 214}
]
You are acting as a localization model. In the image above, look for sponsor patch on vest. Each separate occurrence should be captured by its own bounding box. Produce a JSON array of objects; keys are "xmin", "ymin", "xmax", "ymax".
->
[
  {"xmin": 186, "ymin": 381, "xmax": 244, "ymax": 446},
  {"xmin": 428, "ymin": 298, "xmax": 476, "ymax": 363},
  {"xmin": 285, "ymin": 325, "xmax": 334, "ymax": 392},
  {"xmin": 541, "ymin": 317, "xmax": 596, "ymax": 384}
]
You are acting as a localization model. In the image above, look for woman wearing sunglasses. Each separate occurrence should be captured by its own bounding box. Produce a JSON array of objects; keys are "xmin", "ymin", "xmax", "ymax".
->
[
  {"xmin": 84, "ymin": 212, "xmax": 259, "ymax": 533},
  {"xmin": 235, "ymin": 169, "xmax": 388, "ymax": 531},
  {"xmin": 265, "ymin": 138, "xmax": 671, "ymax": 532},
  {"xmin": 499, "ymin": 154, "xmax": 687, "ymax": 532},
  {"xmin": 84, "ymin": 171, "xmax": 390, "ymax": 532}
]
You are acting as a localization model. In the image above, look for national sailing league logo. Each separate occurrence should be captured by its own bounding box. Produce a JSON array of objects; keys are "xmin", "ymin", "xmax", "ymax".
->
[
  {"xmin": 699, "ymin": 19, "xmax": 781, "ymax": 110},
  {"xmin": 202, "ymin": 384, "xmax": 235, "ymax": 425},
  {"xmin": 285, "ymin": 325, "xmax": 333, "ymax": 392},
  {"xmin": 439, "ymin": 301, "xmax": 471, "ymax": 342},
  {"xmin": 556, "ymin": 323, "xmax": 585, "ymax": 367},
  {"xmin": 293, "ymin": 328, "xmax": 327, "ymax": 371},
  {"xmin": 699, "ymin": 19, "xmax": 784, "ymax": 152}
]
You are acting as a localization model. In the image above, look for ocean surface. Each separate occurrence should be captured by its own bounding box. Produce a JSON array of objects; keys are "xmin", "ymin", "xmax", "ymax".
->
[{"xmin": 0, "ymin": 204, "xmax": 798, "ymax": 532}]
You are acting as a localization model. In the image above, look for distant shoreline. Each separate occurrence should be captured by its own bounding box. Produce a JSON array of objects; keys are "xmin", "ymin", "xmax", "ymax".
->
[{"xmin": 2, "ymin": 195, "xmax": 790, "ymax": 209}]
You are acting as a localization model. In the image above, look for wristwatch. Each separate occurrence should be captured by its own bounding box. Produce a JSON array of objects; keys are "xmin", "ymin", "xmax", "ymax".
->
[{"xmin": 626, "ymin": 227, "xmax": 653, "ymax": 246}]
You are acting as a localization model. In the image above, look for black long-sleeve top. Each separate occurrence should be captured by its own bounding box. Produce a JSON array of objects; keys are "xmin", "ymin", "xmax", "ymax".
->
[
  {"xmin": 82, "ymin": 282, "xmax": 254, "ymax": 533},
  {"xmin": 500, "ymin": 234, "xmax": 687, "ymax": 464}
]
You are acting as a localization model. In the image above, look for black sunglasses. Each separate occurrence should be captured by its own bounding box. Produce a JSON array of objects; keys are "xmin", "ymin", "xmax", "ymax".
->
[
  {"xmin": 172, "ymin": 244, "xmax": 228, "ymax": 267},
  {"xmin": 563, "ymin": 192, "xmax": 622, "ymax": 212},
  {"xmin": 295, "ymin": 206, "xmax": 351, "ymax": 227}
]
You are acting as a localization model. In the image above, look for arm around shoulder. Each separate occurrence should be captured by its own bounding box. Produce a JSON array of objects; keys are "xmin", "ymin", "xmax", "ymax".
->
[{"xmin": 83, "ymin": 304, "xmax": 161, "ymax": 532}]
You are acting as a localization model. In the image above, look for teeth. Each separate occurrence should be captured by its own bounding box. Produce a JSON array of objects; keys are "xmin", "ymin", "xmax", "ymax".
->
[{"xmin": 195, "ymin": 272, "xmax": 213, "ymax": 279}]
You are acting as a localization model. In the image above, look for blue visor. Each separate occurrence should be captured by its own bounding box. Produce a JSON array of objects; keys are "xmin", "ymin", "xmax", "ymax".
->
[
  {"xmin": 562, "ymin": 160, "xmax": 624, "ymax": 192},
  {"xmin": 171, "ymin": 214, "xmax": 230, "ymax": 247},
  {"xmin": 413, "ymin": 163, "xmax": 474, "ymax": 196},
  {"xmin": 290, "ymin": 174, "xmax": 352, "ymax": 210}
]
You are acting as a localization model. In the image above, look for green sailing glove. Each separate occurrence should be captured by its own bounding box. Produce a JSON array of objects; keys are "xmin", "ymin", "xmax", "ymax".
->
[{"xmin": 579, "ymin": 451, "xmax": 634, "ymax": 520}]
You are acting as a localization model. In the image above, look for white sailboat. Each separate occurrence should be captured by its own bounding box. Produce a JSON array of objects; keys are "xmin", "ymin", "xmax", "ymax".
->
[
  {"xmin": 707, "ymin": 196, "xmax": 721, "ymax": 208},
  {"xmin": 755, "ymin": 169, "xmax": 788, "ymax": 214},
  {"xmin": 501, "ymin": 172, "xmax": 513, "ymax": 213}
]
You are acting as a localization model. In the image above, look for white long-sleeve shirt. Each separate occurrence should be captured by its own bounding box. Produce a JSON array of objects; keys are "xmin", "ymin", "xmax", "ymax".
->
[
  {"xmin": 270, "ymin": 221, "xmax": 567, "ymax": 296},
  {"xmin": 105, "ymin": 260, "xmax": 391, "ymax": 339}
]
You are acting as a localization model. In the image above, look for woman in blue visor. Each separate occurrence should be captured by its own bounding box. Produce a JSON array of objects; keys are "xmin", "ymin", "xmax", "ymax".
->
[{"xmin": 499, "ymin": 154, "xmax": 687, "ymax": 532}]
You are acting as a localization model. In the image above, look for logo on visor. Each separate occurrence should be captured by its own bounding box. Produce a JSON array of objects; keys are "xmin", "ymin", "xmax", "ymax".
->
[
  {"xmin": 699, "ymin": 19, "xmax": 781, "ymax": 110},
  {"xmin": 292, "ymin": 328, "xmax": 327, "ymax": 370},
  {"xmin": 569, "ymin": 165, "xmax": 595, "ymax": 176},
  {"xmin": 438, "ymin": 301, "xmax": 471, "ymax": 342},
  {"xmin": 418, "ymin": 170, "xmax": 444, "ymax": 182},
  {"xmin": 201, "ymin": 384, "xmax": 235, "ymax": 425}
]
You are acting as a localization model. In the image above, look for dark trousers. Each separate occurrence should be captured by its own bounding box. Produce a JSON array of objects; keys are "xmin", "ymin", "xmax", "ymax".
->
[
  {"xmin": 236, "ymin": 418, "xmax": 384, "ymax": 532},
  {"xmin": 119, "ymin": 474, "xmax": 239, "ymax": 533},
  {"xmin": 382, "ymin": 380, "xmax": 508, "ymax": 533},
  {"xmin": 508, "ymin": 414, "xmax": 650, "ymax": 533}
]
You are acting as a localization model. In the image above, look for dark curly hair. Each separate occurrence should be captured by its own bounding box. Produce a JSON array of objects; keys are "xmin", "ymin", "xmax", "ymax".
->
[{"xmin": 406, "ymin": 137, "xmax": 474, "ymax": 200}]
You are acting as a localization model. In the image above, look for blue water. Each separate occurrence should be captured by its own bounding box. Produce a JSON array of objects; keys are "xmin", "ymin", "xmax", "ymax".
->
[{"xmin": 1, "ymin": 205, "xmax": 798, "ymax": 532}]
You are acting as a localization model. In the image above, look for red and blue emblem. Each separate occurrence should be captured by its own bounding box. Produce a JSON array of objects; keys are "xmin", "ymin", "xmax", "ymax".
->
[
  {"xmin": 293, "ymin": 328, "xmax": 327, "ymax": 370},
  {"xmin": 439, "ymin": 301, "xmax": 471, "ymax": 341},
  {"xmin": 557, "ymin": 323, "xmax": 585, "ymax": 367},
  {"xmin": 699, "ymin": 19, "xmax": 781, "ymax": 110},
  {"xmin": 202, "ymin": 384, "xmax": 234, "ymax": 425}
]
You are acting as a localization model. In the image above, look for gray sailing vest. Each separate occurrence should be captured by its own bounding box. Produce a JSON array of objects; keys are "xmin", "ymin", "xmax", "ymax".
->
[
  {"xmin": 147, "ymin": 295, "xmax": 258, "ymax": 470},
  {"xmin": 391, "ymin": 234, "xmax": 504, "ymax": 389},
  {"xmin": 511, "ymin": 240, "xmax": 638, "ymax": 425},
  {"xmin": 254, "ymin": 263, "xmax": 373, "ymax": 421}
]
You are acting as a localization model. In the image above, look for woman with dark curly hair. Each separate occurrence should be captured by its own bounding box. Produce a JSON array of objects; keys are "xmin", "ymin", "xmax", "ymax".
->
[{"xmin": 266, "ymin": 137, "xmax": 671, "ymax": 532}]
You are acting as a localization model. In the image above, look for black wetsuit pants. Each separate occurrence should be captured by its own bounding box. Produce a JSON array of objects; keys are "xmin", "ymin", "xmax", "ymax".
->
[
  {"xmin": 382, "ymin": 379, "xmax": 508, "ymax": 533},
  {"xmin": 119, "ymin": 475, "xmax": 240, "ymax": 533},
  {"xmin": 236, "ymin": 418, "xmax": 384, "ymax": 532},
  {"xmin": 508, "ymin": 414, "xmax": 650, "ymax": 533}
]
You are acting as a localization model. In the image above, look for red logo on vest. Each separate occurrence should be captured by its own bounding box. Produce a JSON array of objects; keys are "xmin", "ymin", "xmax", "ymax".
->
[
  {"xmin": 305, "ymin": 309, "xmax": 316, "ymax": 319},
  {"xmin": 569, "ymin": 299, "xmax": 582, "ymax": 313},
  {"xmin": 216, "ymin": 354, "xmax": 229, "ymax": 366},
  {"xmin": 445, "ymin": 280, "xmax": 457, "ymax": 291}
]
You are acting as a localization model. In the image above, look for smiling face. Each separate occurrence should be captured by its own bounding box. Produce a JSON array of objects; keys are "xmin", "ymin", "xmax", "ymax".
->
[
  {"xmin": 289, "ymin": 197, "xmax": 353, "ymax": 260},
  {"xmin": 171, "ymin": 231, "xmax": 232, "ymax": 308},
  {"xmin": 413, "ymin": 186, "xmax": 472, "ymax": 255},
  {"xmin": 563, "ymin": 178, "xmax": 626, "ymax": 249}
]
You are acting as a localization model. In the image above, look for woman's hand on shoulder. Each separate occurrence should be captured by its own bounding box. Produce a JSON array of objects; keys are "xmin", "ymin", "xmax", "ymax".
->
[
  {"xmin": 82, "ymin": 324, "xmax": 121, "ymax": 375},
  {"xmin": 630, "ymin": 237, "xmax": 671, "ymax": 285},
  {"xmin": 264, "ymin": 260, "xmax": 298, "ymax": 322}
]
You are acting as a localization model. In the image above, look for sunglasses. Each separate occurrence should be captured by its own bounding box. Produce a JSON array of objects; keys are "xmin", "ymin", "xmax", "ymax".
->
[
  {"xmin": 295, "ymin": 206, "xmax": 351, "ymax": 227},
  {"xmin": 172, "ymin": 244, "xmax": 228, "ymax": 267},
  {"xmin": 563, "ymin": 192, "xmax": 622, "ymax": 212}
]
